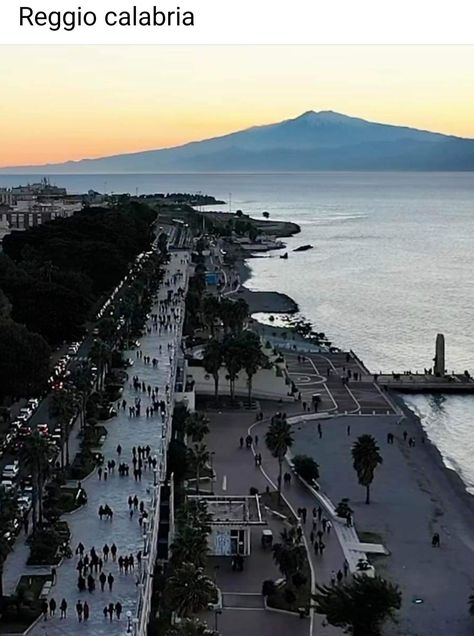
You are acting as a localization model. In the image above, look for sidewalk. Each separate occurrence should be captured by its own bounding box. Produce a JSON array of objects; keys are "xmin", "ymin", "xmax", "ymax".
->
[{"xmin": 205, "ymin": 404, "xmax": 344, "ymax": 636}]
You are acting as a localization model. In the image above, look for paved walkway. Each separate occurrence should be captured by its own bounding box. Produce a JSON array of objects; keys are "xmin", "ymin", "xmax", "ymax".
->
[
  {"xmin": 205, "ymin": 404, "xmax": 345, "ymax": 636},
  {"xmin": 4, "ymin": 251, "xmax": 188, "ymax": 636}
]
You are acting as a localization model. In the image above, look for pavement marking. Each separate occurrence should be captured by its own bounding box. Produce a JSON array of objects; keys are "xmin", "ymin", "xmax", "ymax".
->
[{"xmin": 222, "ymin": 475, "xmax": 227, "ymax": 491}]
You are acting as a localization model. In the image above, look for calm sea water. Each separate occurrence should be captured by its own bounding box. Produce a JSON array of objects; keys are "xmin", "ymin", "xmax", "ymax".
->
[{"xmin": 2, "ymin": 172, "xmax": 474, "ymax": 489}]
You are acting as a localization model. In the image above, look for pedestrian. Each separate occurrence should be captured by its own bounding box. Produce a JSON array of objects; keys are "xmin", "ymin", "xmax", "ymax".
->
[
  {"xmin": 347, "ymin": 424, "xmax": 351, "ymax": 436},
  {"xmin": 255, "ymin": 435, "xmax": 259, "ymax": 446},
  {"xmin": 318, "ymin": 423, "xmax": 322, "ymax": 438},
  {"xmin": 343, "ymin": 559, "xmax": 349, "ymax": 577},
  {"xmin": 403, "ymin": 430, "xmax": 408, "ymax": 441},
  {"xmin": 310, "ymin": 530, "xmax": 315, "ymax": 544},
  {"xmin": 51, "ymin": 566, "xmax": 57, "ymax": 584},
  {"xmin": 49, "ymin": 597, "xmax": 57, "ymax": 617},
  {"xmin": 337, "ymin": 569, "xmax": 343, "ymax": 584},
  {"xmin": 331, "ymin": 570, "xmax": 336, "ymax": 586},
  {"xmin": 326, "ymin": 520, "xmax": 332, "ymax": 534},
  {"xmin": 314, "ymin": 541, "xmax": 319, "ymax": 556},
  {"xmin": 108, "ymin": 572, "xmax": 114, "ymax": 591},
  {"xmin": 317, "ymin": 506, "xmax": 322, "ymax": 521},
  {"xmin": 98, "ymin": 466, "xmax": 102, "ymax": 480},
  {"xmin": 42, "ymin": 600, "xmax": 48, "ymax": 621},
  {"xmin": 322, "ymin": 518, "xmax": 327, "ymax": 532},
  {"xmin": 103, "ymin": 606, "xmax": 108, "ymax": 620},
  {"xmin": 103, "ymin": 543, "xmax": 110, "ymax": 560},
  {"xmin": 117, "ymin": 444, "xmax": 122, "ymax": 456},
  {"xmin": 108, "ymin": 602, "xmax": 114, "ymax": 622},
  {"xmin": 76, "ymin": 600, "xmax": 83, "ymax": 622},
  {"xmin": 104, "ymin": 468, "xmax": 108, "ymax": 481},
  {"xmin": 432, "ymin": 532, "xmax": 440, "ymax": 547},
  {"xmin": 83, "ymin": 601, "xmax": 90, "ymax": 622},
  {"xmin": 301, "ymin": 507, "xmax": 307, "ymax": 524},
  {"xmin": 115, "ymin": 601, "xmax": 122, "ymax": 619},
  {"xmin": 118, "ymin": 556, "xmax": 124, "ymax": 573},
  {"xmin": 239, "ymin": 436, "xmax": 244, "ymax": 448},
  {"xmin": 60, "ymin": 598, "xmax": 67, "ymax": 619},
  {"xmin": 99, "ymin": 571, "xmax": 106, "ymax": 591},
  {"xmin": 319, "ymin": 541, "xmax": 326, "ymax": 555},
  {"xmin": 111, "ymin": 543, "xmax": 117, "ymax": 561}
]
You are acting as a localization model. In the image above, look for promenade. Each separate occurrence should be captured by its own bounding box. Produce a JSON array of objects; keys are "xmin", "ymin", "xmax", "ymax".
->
[{"xmin": 4, "ymin": 251, "xmax": 188, "ymax": 635}]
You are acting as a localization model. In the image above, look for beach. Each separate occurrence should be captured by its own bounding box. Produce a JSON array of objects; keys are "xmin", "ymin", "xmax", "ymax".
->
[{"xmin": 232, "ymin": 243, "xmax": 474, "ymax": 635}]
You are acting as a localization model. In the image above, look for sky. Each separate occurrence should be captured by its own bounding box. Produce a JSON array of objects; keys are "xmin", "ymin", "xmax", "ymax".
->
[{"xmin": 1, "ymin": 45, "xmax": 474, "ymax": 166}]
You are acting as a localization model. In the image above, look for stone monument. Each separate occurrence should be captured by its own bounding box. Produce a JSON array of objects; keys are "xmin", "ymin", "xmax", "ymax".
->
[{"xmin": 433, "ymin": 333, "xmax": 445, "ymax": 376}]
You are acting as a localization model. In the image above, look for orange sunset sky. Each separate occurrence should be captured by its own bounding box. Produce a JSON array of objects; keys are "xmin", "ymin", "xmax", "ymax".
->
[{"xmin": 1, "ymin": 45, "xmax": 473, "ymax": 167}]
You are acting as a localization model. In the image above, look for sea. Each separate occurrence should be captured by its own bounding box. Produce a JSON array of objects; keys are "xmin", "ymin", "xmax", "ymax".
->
[{"xmin": 1, "ymin": 172, "xmax": 474, "ymax": 491}]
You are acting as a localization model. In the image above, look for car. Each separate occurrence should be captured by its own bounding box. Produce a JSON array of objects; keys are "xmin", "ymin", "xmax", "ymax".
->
[
  {"xmin": 17, "ymin": 413, "xmax": 30, "ymax": 423},
  {"xmin": 67, "ymin": 347, "xmax": 78, "ymax": 356},
  {"xmin": 27, "ymin": 398, "xmax": 39, "ymax": 410},
  {"xmin": 2, "ymin": 461, "xmax": 20, "ymax": 479},
  {"xmin": 37, "ymin": 423, "xmax": 49, "ymax": 436},
  {"xmin": 1, "ymin": 479, "xmax": 16, "ymax": 492},
  {"xmin": 17, "ymin": 495, "xmax": 32, "ymax": 513},
  {"xmin": 20, "ymin": 406, "xmax": 32, "ymax": 417},
  {"xmin": 92, "ymin": 327, "xmax": 100, "ymax": 336}
]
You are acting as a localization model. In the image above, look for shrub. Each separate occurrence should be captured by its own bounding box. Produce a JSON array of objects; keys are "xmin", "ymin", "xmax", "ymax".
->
[
  {"xmin": 293, "ymin": 455, "xmax": 319, "ymax": 483},
  {"xmin": 262, "ymin": 580, "xmax": 276, "ymax": 596},
  {"xmin": 284, "ymin": 588, "xmax": 296, "ymax": 604},
  {"xmin": 292, "ymin": 572, "xmax": 308, "ymax": 588},
  {"xmin": 335, "ymin": 498, "xmax": 353, "ymax": 520}
]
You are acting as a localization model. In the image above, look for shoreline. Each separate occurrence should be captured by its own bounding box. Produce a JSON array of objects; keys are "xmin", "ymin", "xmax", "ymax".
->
[{"xmin": 234, "ymin": 244, "xmax": 474, "ymax": 506}]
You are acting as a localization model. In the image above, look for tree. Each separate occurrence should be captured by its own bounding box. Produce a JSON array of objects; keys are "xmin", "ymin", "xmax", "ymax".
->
[
  {"xmin": 265, "ymin": 416, "xmax": 294, "ymax": 501},
  {"xmin": 188, "ymin": 444, "xmax": 209, "ymax": 495},
  {"xmin": 223, "ymin": 337, "xmax": 244, "ymax": 403},
  {"xmin": 202, "ymin": 340, "xmax": 223, "ymax": 405},
  {"xmin": 171, "ymin": 525, "xmax": 209, "ymax": 568},
  {"xmin": 22, "ymin": 432, "xmax": 51, "ymax": 531},
  {"xmin": 50, "ymin": 389, "xmax": 75, "ymax": 468},
  {"xmin": 185, "ymin": 412, "xmax": 210, "ymax": 443},
  {"xmin": 272, "ymin": 541, "xmax": 306, "ymax": 582},
  {"xmin": 238, "ymin": 330, "xmax": 264, "ymax": 407},
  {"xmin": 292, "ymin": 455, "xmax": 319, "ymax": 483},
  {"xmin": 90, "ymin": 338, "xmax": 112, "ymax": 390},
  {"xmin": 166, "ymin": 563, "xmax": 217, "ymax": 617},
  {"xmin": 202, "ymin": 295, "xmax": 221, "ymax": 337},
  {"xmin": 313, "ymin": 575, "xmax": 402, "ymax": 636},
  {"xmin": 0, "ymin": 535, "xmax": 11, "ymax": 607},
  {"xmin": 0, "ymin": 319, "xmax": 50, "ymax": 400},
  {"xmin": 468, "ymin": 592, "xmax": 474, "ymax": 616},
  {"xmin": 228, "ymin": 298, "xmax": 249, "ymax": 334},
  {"xmin": 352, "ymin": 435, "xmax": 383, "ymax": 504}
]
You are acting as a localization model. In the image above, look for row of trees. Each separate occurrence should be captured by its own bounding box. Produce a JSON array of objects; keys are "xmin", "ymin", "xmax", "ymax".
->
[{"xmin": 202, "ymin": 330, "xmax": 267, "ymax": 405}]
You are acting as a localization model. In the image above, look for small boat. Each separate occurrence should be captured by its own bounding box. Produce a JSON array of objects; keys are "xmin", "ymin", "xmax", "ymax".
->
[
  {"xmin": 293, "ymin": 244, "xmax": 313, "ymax": 252},
  {"xmin": 280, "ymin": 252, "xmax": 288, "ymax": 259}
]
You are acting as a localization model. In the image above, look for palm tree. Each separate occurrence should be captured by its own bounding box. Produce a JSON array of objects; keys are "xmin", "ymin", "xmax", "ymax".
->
[
  {"xmin": 90, "ymin": 338, "xmax": 111, "ymax": 390},
  {"xmin": 229, "ymin": 298, "xmax": 249, "ymax": 334},
  {"xmin": 468, "ymin": 592, "xmax": 474, "ymax": 616},
  {"xmin": 352, "ymin": 434, "xmax": 383, "ymax": 504},
  {"xmin": 265, "ymin": 417, "xmax": 294, "ymax": 501},
  {"xmin": 166, "ymin": 618, "xmax": 215, "ymax": 636},
  {"xmin": 203, "ymin": 340, "xmax": 223, "ymax": 405},
  {"xmin": 166, "ymin": 562, "xmax": 217, "ymax": 617},
  {"xmin": 223, "ymin": 338, "xmax": 243, "ymax": 403},
  {"xmin": 239, "ymin": 331, "xmax": 264, "ymax": 408},
  {"xmin": 188, "ymin": 444, "xmax": 210, "ymax": 494},
  {"xmin": 50, "ymin": 389, "xmax": 75, "ymax": 468},
  {"xmin": 272, "ymin": 540, "xmax": 306, "ymax": 582},
  {"xmin": 202, "ymin": 295, "xmax": 221, "ymax": 337},
  {"xmin": 23, "ymin": 432, "xmax": 51, "ymax": 530},
  {"xmin": 171, "ymin": 525, "xmax": 209, "ymax": 568},
  {"xmin": 185, "ymin": 412, "xmax": 210, "ymax": 443},
  {"xmin": 313, "ymin": 575, "xmax": 402, "ymax": 636}
]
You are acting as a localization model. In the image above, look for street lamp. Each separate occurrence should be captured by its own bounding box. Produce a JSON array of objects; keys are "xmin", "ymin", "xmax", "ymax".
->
[
  {"xmin": 126, "ymin": 610, "xmax": 132, "ymax": 633},
  {"xmin": 210, "ymin": 451, "xmax": 215, "ymax": 495}
]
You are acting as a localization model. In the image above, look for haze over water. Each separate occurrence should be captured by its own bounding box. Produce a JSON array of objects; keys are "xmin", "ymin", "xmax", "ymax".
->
[{"xmin": 1, "ymin": 172, "xmax": 473, "ymax": 490}]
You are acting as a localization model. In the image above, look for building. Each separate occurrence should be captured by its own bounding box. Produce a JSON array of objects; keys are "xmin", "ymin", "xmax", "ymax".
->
[{"xmin": 187, "ymin": 494, "xmax": 266, "ymax": 556}]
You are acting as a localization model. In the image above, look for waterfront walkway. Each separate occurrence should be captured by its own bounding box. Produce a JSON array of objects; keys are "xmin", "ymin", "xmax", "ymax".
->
[{"xmin": 4, "ymin": 251, "xmax": 188, "ymax": 636}]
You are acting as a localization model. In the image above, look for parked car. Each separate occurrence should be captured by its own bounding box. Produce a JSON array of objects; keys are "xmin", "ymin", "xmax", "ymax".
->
[
  {"xmin": 2, "ymin": 461, "xmax": 20, "ymax": 480},
  {"xmin": 37, "ymin": 423, "xmax": 49, "ymax": 436},
  {"xmin": 0, "ymin": 479, "xmax": 16, "ymax": 493}
]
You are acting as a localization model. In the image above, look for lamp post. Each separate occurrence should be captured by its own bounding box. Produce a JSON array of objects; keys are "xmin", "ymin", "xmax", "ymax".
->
[
  {"xmin": 126, "ymin": 610, "xmax": 132, "ymax": 633},
  {"xmin": 210, "ymin": 451, "xmax": 215, "ymax": 495}
]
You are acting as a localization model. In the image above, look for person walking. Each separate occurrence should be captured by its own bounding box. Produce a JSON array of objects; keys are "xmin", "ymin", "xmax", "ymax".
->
[
  {"xmin": 314, "ymin": 541, "xmax": 319, "ymax": 556},
  {"xmin": 49, "ymin": 597, "xmax": 57, "ymax": 617},
  {"xmin": 301, "ymin": 507, "xmax": 307, "ymax": 524},
  {"xmin": 343, "ymin": 559, "xmax": 349, "ymax": 577},
  {"xmin": 83, "ymin": 601, "xmax": 90, "ymax": 622},
  {"xmin": 239, "ymin": 436, "xmax": 244, "ymax": 449},
  {"xmin": 319, "ymin": 541, "xmax": 326, "ymax": 555},
  {"xmin": 108, "ymin": 602, "xmax": 115, "ymax": 622},
  {"xmin": 326, "ymin": 520, "xmax": 332, "ymax": 535},
  {"xmin": 41, "ymin": 600, "xmax": 48, "ymax": 621},
  {"xmin": 330, "ymin": 570, "xmax": 336, "ymax": 586},
  {"xmin": 111, "ymin": 543, "xmax": 117, "ymax": 561},
  {"xmin": 107, "ymin": 572, "xmax": 114, "ymax": 591},
  {"xmin": 103, "ymin": 544, "xmax": 110, "ymax": 560},
  {"xmin": 115, "ymin": 601, "xmax": 123, "ymax": 620},
  {"xmin": 336, "ymin": 569, "xmax": 343, "ymax": 584},
  {"xmin": 76, "ymin": 600, "xmax": 83, "ymax": 623},
  {"xmin": 60, "ymin": 598, "xmax": 68, "ymax": 619},
  {"xmin": 99, "ymin": 571, "xmax": 107, "ymax": 591},
  {"xmin": 116, "ymin": 444, "xmax": 122, "ymax": 456}
]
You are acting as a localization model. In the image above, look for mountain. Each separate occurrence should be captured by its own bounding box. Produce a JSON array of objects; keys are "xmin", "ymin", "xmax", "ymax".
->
[{"xmin": 3, "ymin": 111, "xmax": 474, "ymax": 173}]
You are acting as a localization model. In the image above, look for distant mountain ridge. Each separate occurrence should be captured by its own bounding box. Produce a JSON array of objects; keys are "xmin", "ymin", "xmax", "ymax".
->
[{"xmin": 3, "ymin": 110, "xmax": 474, "ymax": 173}]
